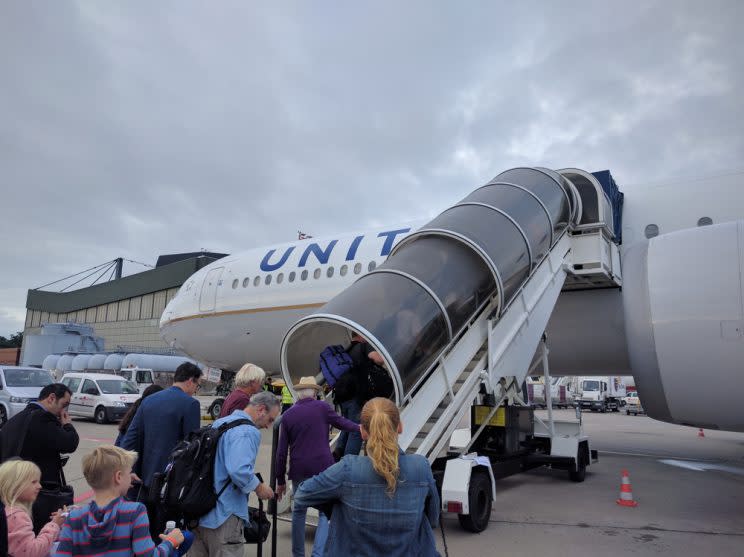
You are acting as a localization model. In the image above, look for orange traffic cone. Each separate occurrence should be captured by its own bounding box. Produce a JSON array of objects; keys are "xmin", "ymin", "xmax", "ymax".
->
[
  {"xmin": 616, "ymin": 469, "xmax": 638, "ymax": 507},
  {"xmin": 698, "ymin": 428, "xmax": 705, "ymax": 438}
]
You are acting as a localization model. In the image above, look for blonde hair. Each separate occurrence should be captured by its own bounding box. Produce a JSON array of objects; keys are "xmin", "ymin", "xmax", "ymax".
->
[
  {"xmin": 361, "ymin": 397, "xmax": 400, "ymax": 496},
  {"xmin": 236, "ymin": 363, "xmax": 266, "ymax": 388},
  {"xmin": 82, "ymin": 445, "xmax": 137, "ymax": 490},
  {"xmin": 0, "ymin": 460, "xmax": 41, "ymax": 512}
]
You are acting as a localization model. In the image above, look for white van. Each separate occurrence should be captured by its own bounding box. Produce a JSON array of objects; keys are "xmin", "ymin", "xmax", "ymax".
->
[
  {"xmin": 0, "ymin": 366, "xmax": 56, "ymax": 426},
  {"xmin": 60, "ymin": 372, "xmax": 140, "ymax": 424}
]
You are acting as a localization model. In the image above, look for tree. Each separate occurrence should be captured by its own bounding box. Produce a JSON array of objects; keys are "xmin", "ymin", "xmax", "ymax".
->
[{"xmin": 0, "ymin": 332, "xmax": 23, "ymax": 348}]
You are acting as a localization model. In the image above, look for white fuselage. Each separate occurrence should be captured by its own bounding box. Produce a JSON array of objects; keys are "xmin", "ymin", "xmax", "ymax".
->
[{"xmin": 160, "ymin": 173, "xmax": 744, "ymax": 431}]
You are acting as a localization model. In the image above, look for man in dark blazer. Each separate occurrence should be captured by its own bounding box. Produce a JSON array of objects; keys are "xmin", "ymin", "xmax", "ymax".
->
[
  {"xmin": 0, "ymin": 382, "xmax": 79, "ymax": 532},
  {"xmin": 121, "ymin": 361, "xmax": 202, "ymax": 537}
]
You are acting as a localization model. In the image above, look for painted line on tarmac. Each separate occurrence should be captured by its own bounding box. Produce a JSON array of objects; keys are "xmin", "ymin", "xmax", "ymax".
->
[
  {"xmin": 82, "ymin": 437, "xmax": 115, "ymax": 443},
  {"xmin": 479, "ymin": 518, "xmax": 744, "ymax": 537},
  {"xmin": 598, "ymin": 450, "xmax": 720, "ymax": 462},
  {"xmin": 659, "ymin": 459, "xmax": 744, "ymax": 476},
  {"xmin": 74, "ymin": 489, "xmax": 94, "ymax": 503}
]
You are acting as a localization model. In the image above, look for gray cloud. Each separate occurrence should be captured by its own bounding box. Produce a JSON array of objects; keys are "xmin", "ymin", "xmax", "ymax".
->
[{"xmin": 1, "ymin": 0, "xmax": 742, "ymax": 334}]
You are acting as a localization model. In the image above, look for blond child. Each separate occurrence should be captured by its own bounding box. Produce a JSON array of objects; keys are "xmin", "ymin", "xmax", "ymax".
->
[
  {"xmin": 52, "ymin": 445, "xmax": 184, "ymax": 556},
  {"xmin": 0, "ymin": 459, "xmax": 65, "ymax": 557}
]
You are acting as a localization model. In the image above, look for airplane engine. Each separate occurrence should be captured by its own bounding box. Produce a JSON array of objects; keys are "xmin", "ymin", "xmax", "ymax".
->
[{"xmin": 622, "ymin": 220, "xmax": 744, "ymax": 431}]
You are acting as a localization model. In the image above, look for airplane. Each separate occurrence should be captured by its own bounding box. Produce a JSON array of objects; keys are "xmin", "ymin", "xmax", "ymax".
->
[{"xmin": 160, "ymin": 167, "xmax": 744, "ymax": 433}]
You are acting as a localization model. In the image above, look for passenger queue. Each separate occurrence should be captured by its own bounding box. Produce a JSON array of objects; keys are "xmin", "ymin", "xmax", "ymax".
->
[{"xmin": 0, "ymin": 338, "xmax": 441, "ymax": 557}]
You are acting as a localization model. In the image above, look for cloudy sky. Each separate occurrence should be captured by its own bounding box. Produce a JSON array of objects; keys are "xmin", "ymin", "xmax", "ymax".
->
[{"xmin": 1, "ymin": 1, "xmax": 742, "ymax": 336}]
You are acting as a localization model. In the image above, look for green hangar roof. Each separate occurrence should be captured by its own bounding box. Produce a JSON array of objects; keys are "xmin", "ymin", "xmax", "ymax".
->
[{"xmin": 27, "ymin": 255, "xmax": 221, "ymax": 314}]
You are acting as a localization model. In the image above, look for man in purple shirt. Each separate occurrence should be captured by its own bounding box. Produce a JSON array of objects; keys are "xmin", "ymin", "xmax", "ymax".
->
[
  {"xmin": 275, "ymin": 376, "xmax": 359, "ymax": 557},
  {"xmin": 218, "ymin": 362, "xmax": 266, "ymax": 418}
]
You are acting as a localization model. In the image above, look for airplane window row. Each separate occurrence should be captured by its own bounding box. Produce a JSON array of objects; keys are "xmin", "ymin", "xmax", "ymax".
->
[
  {"xmin": 644, "ymin": 217, "xmax": 713, "ymax": 239},
  {"xmin": 231, "ymin": 261, "xmax": 379, "ymax": 289}
]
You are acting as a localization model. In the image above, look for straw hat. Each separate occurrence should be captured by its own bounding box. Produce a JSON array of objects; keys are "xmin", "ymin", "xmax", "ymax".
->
[{"xmin": 293, "ymin": 376, "xmax": 322, "ymax": 391}]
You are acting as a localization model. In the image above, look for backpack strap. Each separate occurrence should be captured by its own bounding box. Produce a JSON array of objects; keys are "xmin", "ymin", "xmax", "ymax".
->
[{"xmin": 215, "ymin": 419, "xmax": 256, "ymax": 496}]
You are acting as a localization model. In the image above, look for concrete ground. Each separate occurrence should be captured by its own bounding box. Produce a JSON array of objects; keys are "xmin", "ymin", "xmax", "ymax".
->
[{"xmin": 63, "ymin": 404, "xmax": 744, "ymax": 556}]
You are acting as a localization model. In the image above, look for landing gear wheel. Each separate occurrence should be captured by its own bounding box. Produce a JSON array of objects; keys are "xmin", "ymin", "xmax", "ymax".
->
[
  {"xmin": 95, "ymin": 406, "xmax": 108, "ymax": 424},
  {"xmin": 458, "ymin": 470, "xmax": 492, "ymax": 533},
  {"xmin": 209, "ymin": 398, "xmax": 224, "ymax": 420}
]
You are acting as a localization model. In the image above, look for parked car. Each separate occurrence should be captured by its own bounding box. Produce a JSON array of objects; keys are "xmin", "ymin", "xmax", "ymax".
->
[
  {"xmin": 0, "ymin": 366, "xmax": 55, "ymax": 425},
  {"xmin": 60, "ymin": 372, "xmax": 140, "ymax": 424},
  {"xmin": 625, "ymin": 394, "xmax": 644, "ymax": 415}
]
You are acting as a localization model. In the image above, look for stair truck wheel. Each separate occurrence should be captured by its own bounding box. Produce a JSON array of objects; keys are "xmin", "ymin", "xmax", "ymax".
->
[
  {"xmin": 95, "ymin": 406, "xmax": 108, "ymax": 424},
  {"xmin": 569, "ymin": 442, "xmax": 588, "ymax": 482},
  {"xmin": 458, "ymin": 470, "xmax": 492, "ymax": 533},
  {"xmin": 0, "ymin": 406, "xmax": 7, "ymax": 426}
]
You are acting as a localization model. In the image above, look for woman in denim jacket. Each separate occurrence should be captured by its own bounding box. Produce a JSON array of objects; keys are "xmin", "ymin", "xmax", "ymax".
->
[{"xmin": 294, "ymin": 397, "xmax": 440, "ymax": 557}]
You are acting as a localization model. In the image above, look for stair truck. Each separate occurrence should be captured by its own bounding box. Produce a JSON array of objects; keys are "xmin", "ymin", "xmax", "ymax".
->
[{"xmin": 280, "ymin": 167, "xmax": 621, "ymax": 532}]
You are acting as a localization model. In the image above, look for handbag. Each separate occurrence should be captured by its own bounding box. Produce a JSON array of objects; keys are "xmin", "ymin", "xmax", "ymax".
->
[
  {"xmin": 33, "ymin": 482, "xmax": 74, "ymax": 533},
  {"xmin": 243, "ymin": 504, "xmax": 271, "ymax": 544}
]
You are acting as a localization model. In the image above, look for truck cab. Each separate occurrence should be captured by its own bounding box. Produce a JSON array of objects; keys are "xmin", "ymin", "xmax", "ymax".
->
[
  {"xmin": 579, "ymin": 379, "xmax": 609, "ymax": 412},
  {"xmin": 117, "ymin": 367, "xmax": 154, "ymax": 393}
]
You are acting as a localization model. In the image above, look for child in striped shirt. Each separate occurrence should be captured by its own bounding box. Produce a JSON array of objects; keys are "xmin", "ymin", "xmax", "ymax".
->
[{"xmin": 52, "ymin": 445, "xmax": 184, "ymax": 556}]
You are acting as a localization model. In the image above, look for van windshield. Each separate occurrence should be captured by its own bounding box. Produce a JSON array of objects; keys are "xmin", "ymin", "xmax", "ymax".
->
[
  {"xmin": 4, "ymin": 369, "xmax": 54, "ymax": 387},
  {"xmin": 97, "ymin": 380, "xmax": 139, "ymax": 395},
  {"xmin": 582, "ymin": 380, "xmax": 600, "ymax": 391}
]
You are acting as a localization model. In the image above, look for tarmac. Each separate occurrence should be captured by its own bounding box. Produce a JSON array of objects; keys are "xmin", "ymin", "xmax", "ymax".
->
[{"xmin": 63, "ymin": 405, "xmax": 744, "ymax": 556}]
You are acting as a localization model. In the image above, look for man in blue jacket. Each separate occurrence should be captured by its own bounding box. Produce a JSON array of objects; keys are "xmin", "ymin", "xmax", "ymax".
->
[
  {"xmin": 121, "ymin": 361, "xmax": 202, "ymax": 538},
  {"xmin": 189, "ymin": 390, "xmax": 279, "ymax": 557}
]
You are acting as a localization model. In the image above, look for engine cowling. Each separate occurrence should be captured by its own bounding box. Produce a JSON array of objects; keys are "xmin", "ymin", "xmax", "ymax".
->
[{"xmin": 622, "ymin": 220, "xmax": 744, "ymax": 431}]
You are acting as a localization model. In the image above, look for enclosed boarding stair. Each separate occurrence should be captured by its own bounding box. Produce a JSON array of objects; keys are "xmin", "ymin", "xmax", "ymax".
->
[{"xmin": 280, "ymin": 166, "xmax": 620, "ymax": 463}]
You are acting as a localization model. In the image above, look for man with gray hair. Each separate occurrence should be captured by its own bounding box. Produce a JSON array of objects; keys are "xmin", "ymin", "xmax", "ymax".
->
[
  {"xmin": 218, "ymin": 362, "xmax": 267, "ymax": 418},
  {"xmin": 189, "ymin": 390, "xmax": 280, "ymax": 557}
]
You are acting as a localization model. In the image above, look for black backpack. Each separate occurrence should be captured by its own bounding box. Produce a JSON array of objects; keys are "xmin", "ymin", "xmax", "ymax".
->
[
  {"xmin": 357, "ymin": 363, "xmax": 395, "ymax": 402},
  {"xmin": 160, "ymin": 419, "xmax": 254, "ymax": 521}
]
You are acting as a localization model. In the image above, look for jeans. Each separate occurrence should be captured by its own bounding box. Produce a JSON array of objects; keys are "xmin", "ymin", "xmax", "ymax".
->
[
  {"xmin": 336, "ymin": 399, "xmax": 362, "ymax": 456},
  {"xmin": 292, "ymin": 479, "xmax": 329, "ymax": 557}
]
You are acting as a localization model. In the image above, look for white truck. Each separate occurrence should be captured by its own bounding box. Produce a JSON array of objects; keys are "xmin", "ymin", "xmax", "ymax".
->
[
  {"xmin": 527, "ymin": 377, "xmax": 576, "ymax": 409},
  {"xmin": 578, "ymin": 376, "xmax": 626, "ymax": 412},
  {"xmin": 117, "ymin": 367, "xmax": 155, "ymax": 393}
]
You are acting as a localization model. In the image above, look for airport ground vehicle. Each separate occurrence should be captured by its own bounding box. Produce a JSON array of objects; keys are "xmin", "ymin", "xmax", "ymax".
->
[
  {"xmin": 625, "ymin": 394, "xmax": 644, "ymax": 415},
  {"xmin": 60, "ymin": 372, "xmax": 140, "ymax": 423},
  {"xmin": 117, "ymin": 367, "xmax": 154, "ymax": 393},
  {"xmin": 527, "ymin": 377, "xmax": 576, "ymax": 409},
  {"xmin": 0, "ymin": 366, "xmax": 55, "ymax": 425},
  {"xmin": 578, "ymin": 376, "xmax": 627, "ymax": 412},
  {"xmin": 278, "ymin": 168, "xmax": 617, "ymax": 533}
]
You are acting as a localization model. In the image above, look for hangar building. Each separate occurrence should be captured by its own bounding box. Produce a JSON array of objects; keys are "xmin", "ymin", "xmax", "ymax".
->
[{"xmin": 21, "ymin": 253, "xmax": 225, "ymax": 365}]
